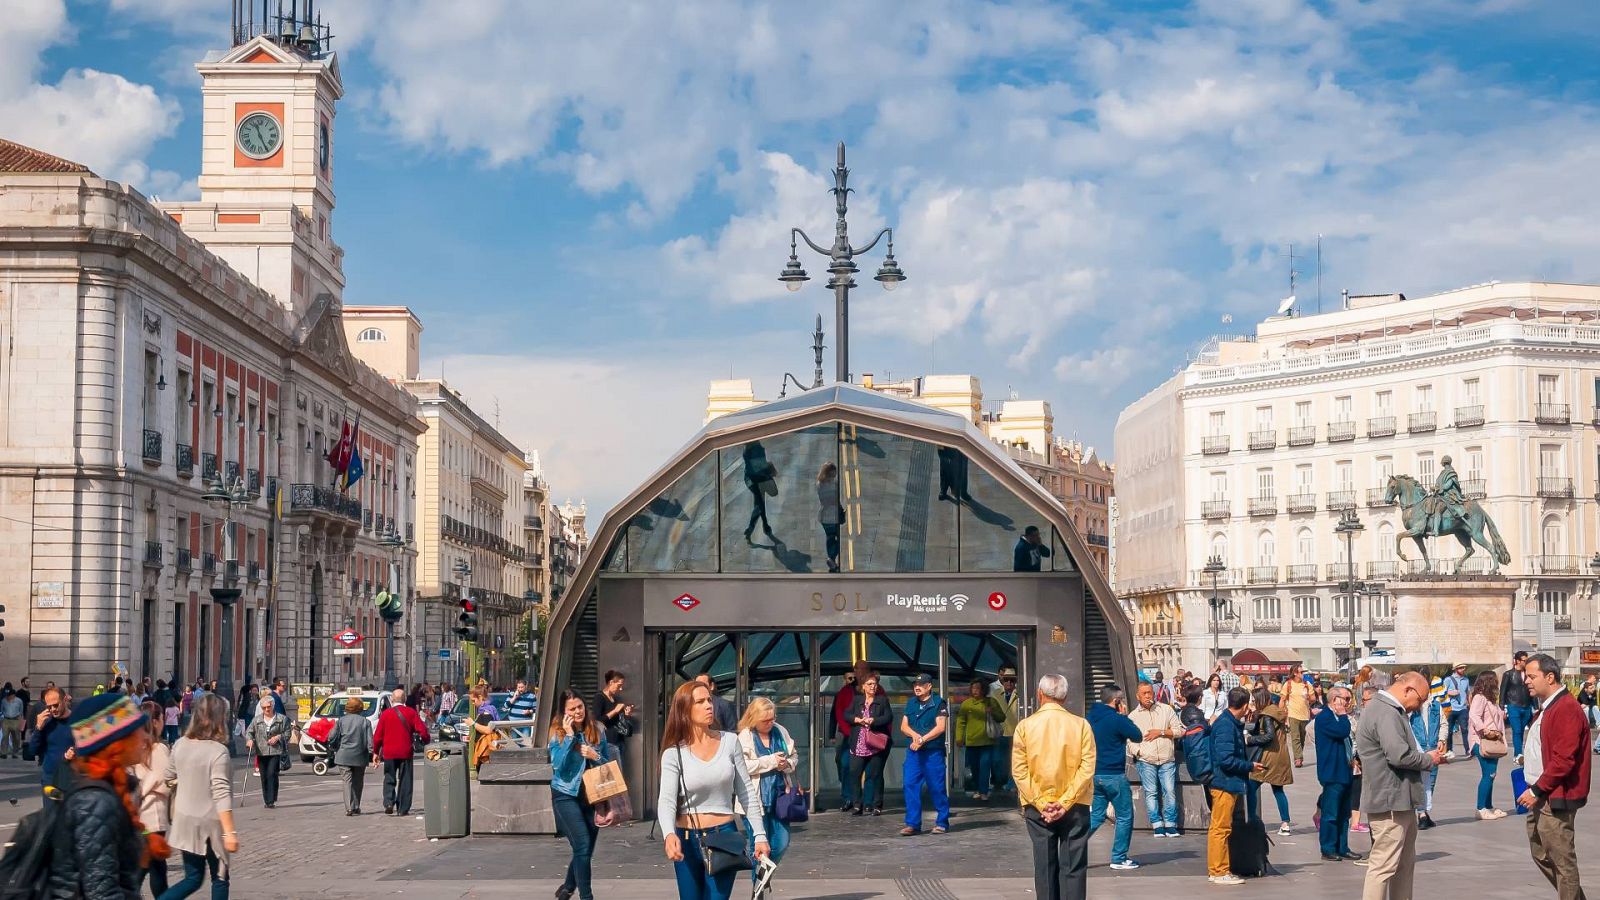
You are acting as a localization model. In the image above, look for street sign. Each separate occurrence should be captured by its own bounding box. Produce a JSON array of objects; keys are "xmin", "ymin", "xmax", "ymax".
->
[
  {"xmin": 334, "ymin": 628, "xmax": 364, "ymax": 648},
  {"xmin": 332, "ymin": 647, "xmax": 364, "ymax": 656},
  {"xmin": 437, "ymin": 649, "xmax": 452, "ymax": 660}
]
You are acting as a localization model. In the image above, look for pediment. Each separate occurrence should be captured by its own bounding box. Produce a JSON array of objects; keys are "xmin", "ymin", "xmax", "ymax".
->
[
  {"xmin": 217, "ymin": 36, "xmax": 299, "ymax": 66},
  {"xmin": 295, "ymin": 292, "xmax": 355, "ymax": 381}
]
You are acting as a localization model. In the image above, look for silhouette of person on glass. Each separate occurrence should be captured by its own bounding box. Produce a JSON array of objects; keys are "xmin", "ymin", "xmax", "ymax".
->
[
  {"xmin": 817, "ymin": 462, "xmax": 843, "ymax": 573},
  {"xmin": 1013, "ymin": 525, "xmax": 1052, "ymax": 572},
  {"xmin": 937, "ymin": 447, "xmax": 972, "ymax": 502},
  {"xmin": 742, "ymin": 441, "xmax": 779, "ymax": 541}
]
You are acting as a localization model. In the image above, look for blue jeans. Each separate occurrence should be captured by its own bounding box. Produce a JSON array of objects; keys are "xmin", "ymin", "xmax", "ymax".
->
[
  {"xmin": 1507, "ymin": 704, "xmax": 1532, "ymax": 757},
  {"xmin": 744, "ymin": 814, "xmax": 789, "ymax": 883},
  {"xmin": 1418, "ymin": 766, "xmax": 1437, "ymax": 813},
  {"xmin": 674, "ymin": 823, "xmax": 739, "ymax": 900},
  {"xmin": 903, "ymin": 747, "xmax": 950, "ymax": 831},
  {"xmin": 1446, "ymin": 708, "xmax": 1469, "ymax": 754},
  {"xmin": 964, "ymin": 745, "xmax": 993, "ymax": 794},
  {"xmin": 551, "ymin": 791, "xmax": 597, "ymax": 900},
  {"xmin": 835, "ymin": 739, "xmax": 856, "ymax": 806},
  {"xmin": 990, "ymin": 737, "xmax": 1014, "ymax": 790},
  {"xmin": 1246, "ymin": 780, "xmax": 1290, "ymax": 824},
  {"xmin": 155, "ymin": 848, "xmax": 227, "ymax": 900},
  {"xmin": 1135, "ymin": 760, "xmax": 1178, "ymax": 829},
  {"xmin": 1475, "ymin": 746, "xmax": 1499, "ymax": 810},
  {"xmin": 1317, "ymin": 782, "xmax": 1352, "ymax": 856},
  {"xmin": 1088, "ymin": 773, "xmax": 1133, "ymax": 864}
]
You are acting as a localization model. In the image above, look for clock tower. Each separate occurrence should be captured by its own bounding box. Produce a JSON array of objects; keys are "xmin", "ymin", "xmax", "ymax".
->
[{"xmin": 160, "ymin": 2, "xmax": 343, "ymax": 319}]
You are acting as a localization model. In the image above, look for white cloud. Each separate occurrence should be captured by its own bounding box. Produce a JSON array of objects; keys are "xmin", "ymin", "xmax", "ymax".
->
[{"xmin": 0, "ymin": 0, "xmax": 181, "ymax": 185}]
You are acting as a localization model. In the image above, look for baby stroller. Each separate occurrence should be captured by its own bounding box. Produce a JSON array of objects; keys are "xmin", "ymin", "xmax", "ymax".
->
[{"xmin": 301, "ymin": 716, "xmax": 337, "ymax": 776}]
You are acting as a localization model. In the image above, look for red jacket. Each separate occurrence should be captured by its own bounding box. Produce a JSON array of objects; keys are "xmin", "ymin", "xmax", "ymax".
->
[
  {"xmin": 1530, "ymin": 690, "xmax": 1592, "ymax": 810},
  {"xmin": 372, "ymin": 704, "xmax": 429, "ymax": 761},
  {"xmin": 831, "ymin": 684, "xmax": 857, "ymax": 738}
]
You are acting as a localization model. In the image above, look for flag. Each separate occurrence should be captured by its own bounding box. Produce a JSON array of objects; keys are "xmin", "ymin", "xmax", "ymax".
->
[
  {"xmin": 346, "ymin": 444, "xmax": 365, "ymax": 488},
  {"xmin": 326, "ymin": 419, "xmax": 352, "ymax": 475}
]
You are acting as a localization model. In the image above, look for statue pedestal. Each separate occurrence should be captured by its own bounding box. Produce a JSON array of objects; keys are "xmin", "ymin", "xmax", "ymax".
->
[{"xmin": 1391, "ymin": 577, "xmax": 1516, "ymax": 667}]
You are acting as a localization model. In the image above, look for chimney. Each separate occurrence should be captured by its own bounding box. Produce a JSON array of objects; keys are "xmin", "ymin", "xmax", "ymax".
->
[{"xmin": 862, "ymin": 373, "xmax": 874, "ymax": 389}]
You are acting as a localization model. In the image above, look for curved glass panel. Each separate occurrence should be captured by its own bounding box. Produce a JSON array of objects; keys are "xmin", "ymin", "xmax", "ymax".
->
[
  {"xmin": 719, "ymin": 426, "xmax": 837, "ymax": 573},
  {"xmin": 1052, "ymin": 527, "xmax": 1079, "ymax": 572},
  {"xmin": 627, "ymin": 453, "xmax": 719, "ymax": 572},
  {"xmin": 959, "ymin": 463, "xmax": 1050, "ymax": 572},
  {"xmin": 840, "ymin": 426, "xmax": 958, "ymax": 573}
]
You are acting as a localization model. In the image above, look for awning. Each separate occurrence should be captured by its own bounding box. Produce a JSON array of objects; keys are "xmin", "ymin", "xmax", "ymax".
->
[{"xmin": 1231, "ymin": 648, "xmax": 1301, "ymax": 675}]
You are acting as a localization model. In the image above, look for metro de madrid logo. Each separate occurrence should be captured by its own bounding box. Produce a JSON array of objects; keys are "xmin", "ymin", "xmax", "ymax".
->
[{"xmin": 672, "ymin": 593, "xmax": 700, "ymax": 612}]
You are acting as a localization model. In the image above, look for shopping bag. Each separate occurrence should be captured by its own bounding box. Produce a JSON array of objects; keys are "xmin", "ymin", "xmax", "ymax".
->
[
  {"xmin": 1512, "ymin": 767, "xmax": 1529, "ymax": 815},
  {"xmin": 592, "ymin": 791, "xmax": 634, "ymax": 827},
  {"xmin": 582, "ymin": 759, "xmax": 629, "ymax": 803}
]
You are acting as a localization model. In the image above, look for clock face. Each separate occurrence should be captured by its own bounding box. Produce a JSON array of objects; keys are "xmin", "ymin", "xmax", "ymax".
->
[
  {"xmin": 236, "ymin": 112, "xmax": 282, "ymax": 160},
  {"xmin": 317, "ymin": 121, "xmax": 330, "ymax": 172}
]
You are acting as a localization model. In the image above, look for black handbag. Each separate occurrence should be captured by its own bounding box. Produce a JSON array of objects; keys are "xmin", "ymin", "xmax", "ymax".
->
[{"xmin": 675, "ymin": 746, "xmax": 753, "ymax": 875}]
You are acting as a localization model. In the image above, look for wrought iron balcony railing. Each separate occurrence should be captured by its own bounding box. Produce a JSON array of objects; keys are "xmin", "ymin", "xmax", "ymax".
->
[
  {"xmin": 223, "ymin": 560, "xmax": 239, "ymax": 584},
  {"xmin": 201, "ymin": 552, "xmax": 217, "ymax": 576},
  {"xmin": 1367, "ymin": 487, "xmax": 1394, "ymax": 507},
  {"xmin": 1202, "ymin": 435, "xmax": 1230, "ymax": 455},
  {"xmin": 1368, "ymin": 560, "xmax": 1399, "ymax": 579},
  {"xmin": 143, "ymin": 540, "xmax": 163, "ymax": 568},
  {"xmin": 224, "ymin": 460, "xmax": 240, "ymax": 486},
  {"xmin": 176, "ymin": 548, "xmax": 192, "ymax": 572},
  {"xmin": 287, "ymin": 483, "xmax": 363, "ymax": 522},
  {"xmin": 1327, "ymin": 562, "xmax": 1359, "ymax": 581},
  {"xmin": 247, "ymin": 561, "xmax": 261, "ymax": 582},
  {"xmin": 1201, "ymin": 500, "xmax": 1231, "ymax": 520},
  {"xmin": 247, "ymin": 468, "xmax": 261, "ymax": 495},
  {"xmin": 1555, "ymin": 614, "xmax": 1573, "ymax": 630},
  {"xmin": 1286, "ymin": 492, "xmax": 1316, "ymax": 514},
  {"xmin": 1248, "ymin": 430, "xmax": 1277, "ymax": 451},
  {"xmin": 1251, "ymin": 618, "xmax": 1283, "ymax": 633},
  {"xmin": 201, "ymin": 452, "xmax": 219, "ymax": 481},
  {"xmin": 1287, "ymin": 564, "xmax": 1318, "ymax": 583},
  {"xmin": 1327, "ymin": 421, "xmax": 1356, "ymax": 442},
  {"xmin": 1536, "ymin": 555, "xmax": 1582, "ymax": 575},
  {"xmin": 1291, "ymin": 618, "xmax": 1323, "ymax": 633},
  {"xmin": 1407, "ymin": 411, "xmax": 1436, "ymax": 433},
  {"xmin": 1248, "ymin": 566, "xmax": 1278, "ymax": 584},
  {"xmin": 1373, "ymin": 616, "xmax": 1395, "ymax": 631},
  {"xmin": 1537, "ymin": 476, "xmax": 1573, "ymax": 498},
  {"xmin": 1535, "ymin": 402, "xmax": 1571, "ymax": 425},
  {"xmin": 142, "ymin": 429, "xmax": 162, "ymax": 463},
  {"xmin": 1463, "ymin": 478, "xmax": 1486, "ymax": 499},
  {"xmin": 1249, "ymin": 496, "xmax": 1277, "ymax": 516},
  {"xmin": 1367, "ymin": 416, "xmax": 1396, "ymax": 438},
  {"xmin": 1454, "ymin": 404, "xmax": 1484, "ymax": 428},
  {"xmin": 1086, "ymin": 533, "xmax": 1109, "ymax": 547},
  {"xmin": 1326, "ymin": 490, "xmax": 1356, "ymax": 510},
  {"xmin": 176, "ymin": 443, "xmax": 194, "ymax": 478},
  {"xmin": 1287, "ymin": 426, "xmax": 1316, "ymax": 447}
]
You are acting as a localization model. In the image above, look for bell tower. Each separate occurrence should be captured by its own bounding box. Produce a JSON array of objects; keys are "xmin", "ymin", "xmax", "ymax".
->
[{"xmin": 160, "ymin": 1, "xmax": 343, "ymax": 319}]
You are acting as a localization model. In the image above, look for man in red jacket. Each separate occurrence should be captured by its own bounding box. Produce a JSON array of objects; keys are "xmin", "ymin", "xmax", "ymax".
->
[
  {"xmin": 372, "ymin": 687, "xmax": 430, "ymax": 816},
  {"xmin": 1517, "ymin": 653, "xmax": 1591, "ymax": 900}
]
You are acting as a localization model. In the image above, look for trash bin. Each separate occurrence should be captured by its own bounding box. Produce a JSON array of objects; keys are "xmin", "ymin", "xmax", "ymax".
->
[{"xmin": 424, "ymin": 748, "xmax": 470, "ymax": 838}]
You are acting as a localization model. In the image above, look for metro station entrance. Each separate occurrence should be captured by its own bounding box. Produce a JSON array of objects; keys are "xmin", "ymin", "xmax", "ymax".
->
[{"xmin": 653, "ymin": 629, "xmax": 1029, "ymax": 804}]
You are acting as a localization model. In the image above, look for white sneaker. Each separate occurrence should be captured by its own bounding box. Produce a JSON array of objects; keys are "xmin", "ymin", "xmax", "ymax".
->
[
  {"xmin": 1477, "ymin": 809, "xmax": 1499, "ymax": 820},
  {"xmin": 1209, "ymin": 874, "xmax": 1246, "ymax": 885},
  {"xmin": 1492, "ymin": 808, "xmax": 1509, "ymax": 819},
  {"xmin": 1109, "ymin": 859, "xmax": 1141, "ymax": 871},
  {"xmin": 1277, "ymin": 822, "xmax": 1293, "ymax": 836}
]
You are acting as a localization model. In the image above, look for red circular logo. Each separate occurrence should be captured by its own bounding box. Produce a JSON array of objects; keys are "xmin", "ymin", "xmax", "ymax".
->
[{"xmin": 988, "ymin": 592, "xmax": 1008, "ymax": 611}]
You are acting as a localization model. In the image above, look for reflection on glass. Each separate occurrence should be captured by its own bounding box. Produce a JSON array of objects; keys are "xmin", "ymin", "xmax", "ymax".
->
[
  {"xmin": 818, "ymin": 462, "xmax": 842, "ymax": 573},
  {"xmin": 601, "ymin": 533, "xmax": 627, "ymax": 572},
  {"xmin": 845, "ymin": 428, "xmax": 958, "ymax": 572},
  {"xmin": 720, "ymin": 426, "xmax": 835, "ymax": 573},
  {"xmin": 1012, "ymin": 524, "xmax": 1052, "ymax": 571},
  {"xmin": 957, "ymin": 463, "xmax": 1034, "ymax": 572},
  {"xmin": 1052, "ymin": 527, "xmax": 1079, "ymax": 573},
  {"xmin": 627, "ymin": 453, "xmax": 718, "ymax": 573}
]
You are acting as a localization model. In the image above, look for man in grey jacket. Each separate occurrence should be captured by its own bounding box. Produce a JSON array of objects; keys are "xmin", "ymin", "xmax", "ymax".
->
[{"xmin": 1355, "ymin": 671, "xmax": 1446, "ymax": 900}]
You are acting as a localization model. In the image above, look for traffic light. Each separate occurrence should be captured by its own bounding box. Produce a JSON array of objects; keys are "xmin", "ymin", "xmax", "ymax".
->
[
  {"xmin": 454, "ymin": 595, "xmax": 480, "ymax": 644},
  {"xmin": 0, "ymin": 603, "xmax": 6, "ymax": 641}
]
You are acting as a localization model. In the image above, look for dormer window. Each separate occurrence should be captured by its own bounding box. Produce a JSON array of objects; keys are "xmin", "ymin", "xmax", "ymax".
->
[{"xmin": 356, "ymin": 328, "xmax": 387, "ymax": 343}]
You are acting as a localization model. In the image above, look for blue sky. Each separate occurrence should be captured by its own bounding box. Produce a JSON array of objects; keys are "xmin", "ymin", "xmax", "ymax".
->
[{"xmin": 6, "ymin": 0, "xmax": 1600, "ymax": 511}]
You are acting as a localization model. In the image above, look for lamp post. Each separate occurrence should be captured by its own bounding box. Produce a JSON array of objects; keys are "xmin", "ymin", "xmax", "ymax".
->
[
  {"xmin": 377, "ymin": 528, "xmax": 408, "ymax": 691},
  {"xmin": 521, "ymin": 588, "xmax": 543, "ymax": 687},
  {"xmin": 1363, "ymin": 581, "xmax": 1381, "ymax": 655},
  {"xmin": 453, "ymin": 559, "xmax": 472, "ymax": 685},
  {"xmin": 1336, "ymin": 509, "xmax": 1366, "ymax": 670},
  {"xmin": 1204, "ymin": 554, "xmax": 1227, "ymax": 666},
  {"xmin": 201, "ymin": 473, "xmax": 252, "ymax": 709},
  {"xmin": 777, "ymin": 143, "xmax": 906, "ymax": 384}
]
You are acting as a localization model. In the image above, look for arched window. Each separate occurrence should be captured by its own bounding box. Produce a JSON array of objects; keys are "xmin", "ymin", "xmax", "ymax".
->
[
  {"xmin": 1542, "ymin": 515, "xmax": 1564, "ymax": 556},
  {"xmin": 1377, "ymin": 522, "xmax": 1395, "ymax": 561},
  {"xmin": 356, "ymin": 327, "xmax": 387, "ymax": 343},
  {"xmin": 1210, "ymin": 532, "xmax": 1228, "ymax": 563},
  {"xmin": 1256, "ymin": 530, "xmax": 1275, "ymax": 567},
  {"xmin": 1295, "ymin": 527, "xmax": 1314, "ymax": 564}
]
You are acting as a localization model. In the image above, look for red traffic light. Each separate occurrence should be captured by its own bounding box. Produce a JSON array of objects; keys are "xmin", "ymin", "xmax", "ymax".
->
[{"xmin": 460, "ymin": 597, "xmax": 477, "ymax": 613}]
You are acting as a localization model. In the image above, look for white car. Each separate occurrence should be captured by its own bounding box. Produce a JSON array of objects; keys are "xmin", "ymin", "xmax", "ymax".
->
[{"xmin": 296, "ymin": 689, "xmax": 394, "ymax": 775}]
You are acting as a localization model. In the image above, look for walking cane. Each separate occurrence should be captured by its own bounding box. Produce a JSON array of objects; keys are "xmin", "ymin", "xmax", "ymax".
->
[{"xmin": 238, "ymin": 746, "xmax": 257, "ymax": 808}]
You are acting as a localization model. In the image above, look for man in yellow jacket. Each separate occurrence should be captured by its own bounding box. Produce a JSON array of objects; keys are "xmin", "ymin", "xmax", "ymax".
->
[{"xmin": 1012, "ymin": 673, "xmax": 1097, "ymax": 900}]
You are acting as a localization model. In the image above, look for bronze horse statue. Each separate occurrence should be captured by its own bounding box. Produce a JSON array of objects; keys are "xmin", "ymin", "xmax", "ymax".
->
[{"xmin": 1384, "ymin": 474, "xmax": 1511, "ymax": 573}]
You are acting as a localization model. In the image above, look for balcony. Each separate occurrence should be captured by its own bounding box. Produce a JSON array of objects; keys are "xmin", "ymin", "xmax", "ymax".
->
[
  {"xmin": 1373, "ymin": 616, "xmax": 1395, "ymax": 631},
  {"xmin": 1248, "ymin": 496, "xmax": 1277, "ymax": 517},
  {"xmin": 1454, "ymin": 556, "xmax": 1494, "ymax": 575},
  {"xmin": 1327, "ymin": 563, "xmax": 1360, "ymax": 581},
  {"xmin": 1201, "ymin": 500, "xmax": 1231, "ymax": 520},
  {"xmin": 1367, "ymin": 487, "xmax": 1394, "ymax": 507},
  {"xmin": 201, "ymin": 552, "xmax": 217, "ymax": 576},
  {"xmin": 1463, "ymin": 478, "xmax": 1486, "ymax": 499},
  {"xmin": 223, "ymin": 560, "xmax": 239, "ymax": 584},
  {"xmin": 142, "ymin": 540, "xmax": 162, "ymax": 568},
  {"xmin": 1368, "ymin": 560, "xmax": 1400, "ymax": 580},
  {"xmin": 363, "ymin": 510, "xmax": 374, "ymax": 531},
  {"xmin": 224, "ymin": 460, "xmax": 240, "ymax": 486},
  {"xmin": 524, "ymin": 515, "xmax": 545, "ymax": 530},
  {"xmin": 1286, "ymin": 492, "xmax": 1316, "ymax": 514},
  {"xmin": 1333, "ymin": 617, "xmax": 1354, "ymax": 632},
  {"xmin": 287, "ymin": 483, "xmax": 363, "ymax": 523},
  {"xmin": 176, "ymin": 548, "xmax": 192, "ymax": 572},
  {"xmin": 265, "ymin": 476, "xmax": 277, "ymax": 502},
  {"xmin": 1291, "ymin": 618, "xmax": 1323, "ymax": 633},
  {"xmin": 1535, "ymin": 402, "xmax": 1571, "ymax": 425},
  {"xmin": 1287, "ymin": 426, "xmax": 1316, "ymax": 447},
  {"xmin": 201, "ymin": 452, "xmax": 219, "ymax": 482},
  {"xmin": 1086, "ymin": 532, "xmax": 1109, "ymax": 547},
  {"xmin": 1248, "ymin": 430, "xmax": 1277, "ymax": 451},
  {"xmin": 1367, "ymin": 416, "xmax": 1396, "ymax": 438},
  {"xmin": 1555, "ymin": 614, "xmax": 1573, "ymax": 631},
  {"xmin": 142, "ymin": 429, "xmax": 162, "ymax": 464},
  {"xmin": 1407, "ymin": 411, "xmax": 1437, "ymax": 434},
  {"xmin": 176, "ymin": 443, "xmax": 194, "ymax": 478},
  {"xmin": 247, "ymin": 468, "xmax": 260, "ymax": 495},
  {"xmin": 1454, "ymin": 404, "xmax": 1484, "ymax": 428},
  {"xmin": 1327, "ymin": 421, "xmax": 1356, "ymax": 443},
  {"xmin": 1202, "ymin": 435, "xmax": 1231, "ymax": 455},
  {"xmin": 247, "ymin": 561, "xmax": 261, "ymax": 582},
  {"xmin": 1536, "ymin": 555, "xmax": 1583, "ymax": 575},
  {"xmin": 1286, "ymin": 564, "xmax": 1318, "ymax": 583},
  {"xmin": 1251, "ymin": 619, "xmax": 1282, "ymax": 633},
  {"xmin": 1537, "ymin": 476, "xmax": 1574, "ymax": 498},
  {"xmin": 1326, "ymin": 490, "xmax": 1357, "ymax": 511}
]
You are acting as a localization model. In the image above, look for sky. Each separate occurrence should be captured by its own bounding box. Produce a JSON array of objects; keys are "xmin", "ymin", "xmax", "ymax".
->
[{"xmin": 5, "ymin": 0, "xmax": 1600, "ymax": 513}]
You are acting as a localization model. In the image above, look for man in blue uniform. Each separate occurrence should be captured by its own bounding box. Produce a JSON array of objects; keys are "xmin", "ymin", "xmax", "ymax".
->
[{"xmin": 900, "ymin": 673, "xmax": 951, "ymax": 835}]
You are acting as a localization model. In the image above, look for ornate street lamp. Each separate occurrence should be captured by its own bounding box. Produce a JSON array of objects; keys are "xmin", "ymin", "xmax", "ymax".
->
[
  {"xmin": 202, "ymin": 474, "xmax": 251, "ymax": 709},
  {"xmin": 377, "ymin": 528, "xmax": 408, "ymax": 690},
  {"xmin": 1336, "ymin": 509, "xmax": 1366, "ymax": 671},
  {"xmin": 521, "ymin": 588, "xmax": 544, "ymax": 687},
  {"xmin": 1204, "ymin": 554, "xmax": 1227, "ymax": 666},
  {"xmin": 777, "ymin": 143, "xmax": 906, "ymax": 384}
]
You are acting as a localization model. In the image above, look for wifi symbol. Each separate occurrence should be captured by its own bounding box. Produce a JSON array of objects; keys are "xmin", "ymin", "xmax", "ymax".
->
[{"xmin": 950, "ymin": 594, "xmax": 968, "ymax": 611}]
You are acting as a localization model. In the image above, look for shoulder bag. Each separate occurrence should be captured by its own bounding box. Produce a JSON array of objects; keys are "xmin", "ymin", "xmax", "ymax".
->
[
  {"xmin": 985, "ymin": 698, "xmax": 1004, "ymax": 741},
  {"xmin": 765, "ymin": 731, "xmax": 808, "ymax": 823},
  {"xmin": 675, "ymin": 744, "xmax": 753, "ymax": 875},
  {"xmin": 1477, "ymin": 730, "xmax": 1509, "ymax": 759}
]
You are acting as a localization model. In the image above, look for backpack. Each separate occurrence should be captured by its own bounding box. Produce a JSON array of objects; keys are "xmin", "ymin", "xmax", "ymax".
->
[
  {"xmin": 1228, "ymin": 811, "xmax": 1275, "ymax": 878},
  {"xmin": 0, "ymin": 775, "xmax": 112, "ymax": 899},
  {"xmin": 1181, "ymin": 721, "xmax": 1213, "ymax": 786}
]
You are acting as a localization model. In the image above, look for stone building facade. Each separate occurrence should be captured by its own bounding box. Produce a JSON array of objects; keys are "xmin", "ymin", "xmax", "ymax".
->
[{"xmin": 1116, "ymin": 282, "xmax": 1600, "ymax": 675}]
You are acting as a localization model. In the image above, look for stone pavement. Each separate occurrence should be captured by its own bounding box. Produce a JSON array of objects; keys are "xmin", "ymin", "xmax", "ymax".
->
[{"xmin": 0, "ymin": 749, "xmax": 1591, "ymax": 898}]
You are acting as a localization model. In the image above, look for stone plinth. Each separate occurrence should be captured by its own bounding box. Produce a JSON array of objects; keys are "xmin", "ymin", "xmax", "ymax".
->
[
  {"xmin": 472, "ymin": 748, "xmax": 556, "ymax": 834},
  {"xmin": 1392, "ymin": 577, "xmax": 1516, "ymax": 667}
]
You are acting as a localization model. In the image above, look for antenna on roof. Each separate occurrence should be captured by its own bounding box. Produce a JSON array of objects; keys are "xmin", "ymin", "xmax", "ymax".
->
[
  {"xmin": 1285, "ymin": 241, "xmax": 1301, "ymax": 311},
  {"xmin": 1315, "ymin": 234, "xmax": 1323, "ymax": 314}
]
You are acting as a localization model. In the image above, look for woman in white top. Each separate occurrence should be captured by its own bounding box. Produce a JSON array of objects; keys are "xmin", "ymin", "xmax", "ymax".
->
[
  {"xmin": 135, "ymin": 700, "xmax": 172, "ymax": 896},
  {"xmin": 1201, "ymin": 673, "xmax": 1225, "ymax": 722},
  {"xmin": 737, "ymin": 697, "xmax": 797, "ymax": 893},
  {"xmin": 659, "ymin": 680, "xmax": 770, "ymax": 900}
]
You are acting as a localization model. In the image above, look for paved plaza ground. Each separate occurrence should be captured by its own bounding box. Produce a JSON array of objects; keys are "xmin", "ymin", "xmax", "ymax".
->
[{"xmin": 0, "ymin": 743, "xmax": 1590, "ymax": 898}]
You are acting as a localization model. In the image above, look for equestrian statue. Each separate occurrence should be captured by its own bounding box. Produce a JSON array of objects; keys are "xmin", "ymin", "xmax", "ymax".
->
[{"xmin": 1384, "ymin": 455, "xmax": 1511, "ymax": 574}]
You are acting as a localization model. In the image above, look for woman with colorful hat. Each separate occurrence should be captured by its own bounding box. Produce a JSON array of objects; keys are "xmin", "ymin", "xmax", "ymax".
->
[{"xmin": 43, "ymin": 691, "xmax": 168, "ymax": 897}]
